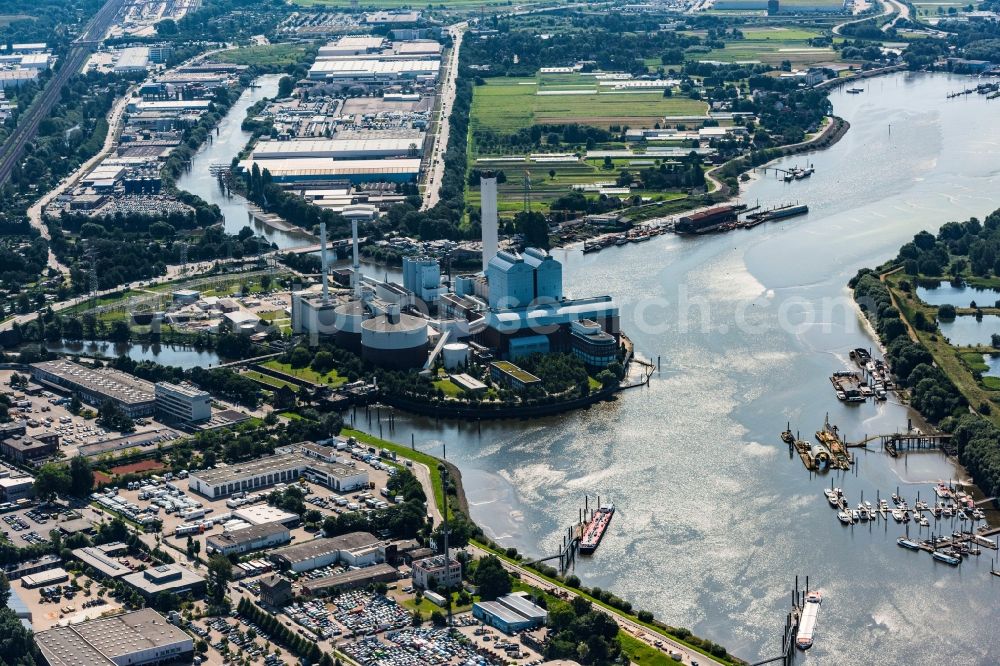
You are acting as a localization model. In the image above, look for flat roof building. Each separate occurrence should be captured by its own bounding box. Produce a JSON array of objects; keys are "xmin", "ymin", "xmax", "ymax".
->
[
  {"xmin": 232, "ymin": 504, "xmax": 300, "ymax": 527},
  {"xmin": 318, "ymin": 35, "xmax": 387, "ymax": 57},
  {"xmin": 121, "ymin": 564, "xmax": 206, "ymax": 600},
  {"xmin": 412, "ymin": 555, "xmax": 462, "ymax": 590},
  {"xmin": 472, "ymin": 593, "xmax": 548, "ymax": 634},
  {"xmin": 35, "ymin": 609, "xmax": 193, "ymax": 666},
  {"xmin": 307, "ymin": 58, "xmax": 440, "ymax": 83},
  {"xmin": 72, "ymin": 543, "xmax": 131, "ymax": 579},
  {"xmin": 155, "ymin": 381, "xmax": 212, "ymax": 423},
  {"xmin": 31, "ymin": 360, "xmax": 156, "ymax": 418},
  {"xmin": 299, "ymin": 563, "xmax": 398, "ymax": 596},
  {"xmin": 251, "ymin": 137, "xmax": 424, "ymax": 161},
  {"xmin": 188, "ymin": 452, "xmax": 306, "ymax": 498},
  {"xmin": 240, "ymin": 157, "xmax": 421, "ymax": 184},
  {"xmin": 206, "ymin": 522, "xmax": 291, "ymax": 557},
  {"xmin": 271, "ymin": 531, "xmax": 381, "ymax": 573}
]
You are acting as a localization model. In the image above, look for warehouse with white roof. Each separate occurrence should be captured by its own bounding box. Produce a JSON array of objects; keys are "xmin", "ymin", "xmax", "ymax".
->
[
  {"xmin": 307, "ymin": 59, "xmax": 440, "ymax": 83},
  {"xmin": 251, "ymin": 136, "xmax": 424, "ymax": 161}
]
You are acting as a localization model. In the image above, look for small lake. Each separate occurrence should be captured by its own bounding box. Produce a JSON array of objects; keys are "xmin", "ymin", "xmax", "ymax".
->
[
  {"xmin": 982, "ymin": 354, "xmax": 1000, "ymax": 377},
  {"xmin": 916, "ymin": 282, "xmax": 1000, "ymax": 308},
  {"xmin": 44, "ymin": 341, "xmax": 225, "ymax": 369},
  {"xmin": 937, "ymin": 315, "xmax": 1000, "ymax": 347}
]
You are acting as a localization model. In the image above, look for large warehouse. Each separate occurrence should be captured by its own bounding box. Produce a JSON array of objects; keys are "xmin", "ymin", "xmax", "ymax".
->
[
  {"xmin": 240, "ymin": 157, "xmax": 421, "ymax": 184},
  {"xmin": 251, "ymin": 136, "xmax": 425, "ymax": 161},
  {"xmin": 188, "ymin": 451, "xmax": 369, "ymax": 498},
  {"xmin": 307, "ymin": 58, "xmax": 440, "ymax": 83},
  {"xmin": 206, "ymin": 522, "xmax": 291, "ymax": 557},
  {"xmin": 35, "ymin": 609, "xmax": 193, "ymax": 666},
  {"xmin": 31, "ymin": 360, "xmax": 156, "ymax": 418},
  {"xmin": 271, "ymin": 531, "xmax": 383, "ymax": 573}
]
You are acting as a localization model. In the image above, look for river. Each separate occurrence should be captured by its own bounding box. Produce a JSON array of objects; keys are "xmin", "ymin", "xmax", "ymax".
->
[
  {"xmin": 44, "ymin": 341, "xmax": 225, "ymax": 369},
  {"xmin": 175, "ymin": 74, "xmax": 315, "ymax": 250},
  {"xmin": 351, "ymin": 72, "xmax": 1000, "ymax": 664}
]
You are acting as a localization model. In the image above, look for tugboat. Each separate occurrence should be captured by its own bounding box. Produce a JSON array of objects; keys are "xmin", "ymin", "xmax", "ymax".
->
[{"xmin": 781, "ymin": 422, "xmax": 795, "ymax": 444}]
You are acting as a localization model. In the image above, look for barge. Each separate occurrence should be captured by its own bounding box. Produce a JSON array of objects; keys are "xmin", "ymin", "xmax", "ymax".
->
[{"xmin": 579, "ymin": 504, "xmax": 615, "ymax": 554}]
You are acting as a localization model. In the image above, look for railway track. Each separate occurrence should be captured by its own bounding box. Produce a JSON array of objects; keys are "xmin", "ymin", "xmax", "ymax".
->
[{"xmin": 0, "ymin": 0, "xmax": 126, "ymax": 187}]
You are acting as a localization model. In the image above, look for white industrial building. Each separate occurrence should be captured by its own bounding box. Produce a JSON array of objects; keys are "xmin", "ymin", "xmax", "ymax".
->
[
  {"xmin": 318, "ymin": 35, "xmax": 387, "ymax": 57},
  {"xmin": 35, "ymin": 609, "xmax": 193, "ymax": 666},
  {"xmin": 154, "ymin": 381, "xmax": 211, "ymax": 423},
  {"xmin": 307, "ymin": 58, "xmax": 440, "ymax": 83},
  {"xmin": 271, "ymin": 532, "xmax": 383, "ymax": 573},
  {"xmin": 251, "ymin": 136, "xmax": 424, "ymax": 161},
  {"xmin": 188, "ymin": 450, "xmax": 369, "ymax": 498},
  {"xmin": 402, "ymin": 256, "xmax": 443, "ymax": 303},
  {"xmin": 0, "ymin": 69, "xmax": 39, "ymax": 89},
  {"xmin": 240, "ymin": 157, "xmax": 421, "ymax": 184},
  {"xmin": 113, "ymin": 47, "xmax": 150, "ymax": 73},
  {"xmin": 205, "ymin": 522, "xmax": 291, "ymax": 556}
]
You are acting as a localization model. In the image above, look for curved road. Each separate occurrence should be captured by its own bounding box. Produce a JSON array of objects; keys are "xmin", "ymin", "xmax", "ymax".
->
[{"xmin": 832, "ymin": 0, "xmax": 897, "ymax": 35}]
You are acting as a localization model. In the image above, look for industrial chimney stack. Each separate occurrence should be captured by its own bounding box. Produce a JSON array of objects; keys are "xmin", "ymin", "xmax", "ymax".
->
[
  {"xmin": 480, "ymin": 174, "xmax": 498, "ymax": 273},
  {"xmin": 320, "ymin": 221, "xmax": 330, "ymax": 305}
]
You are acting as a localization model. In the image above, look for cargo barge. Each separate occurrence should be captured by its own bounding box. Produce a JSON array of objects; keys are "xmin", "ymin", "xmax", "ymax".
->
[
  {"xmin": 579, "ymin": 503, "xmax": 615, "ymax": 554},
  {"xmin": 796, "ymin": 591, "xmax": 822, "ymax": 650}
]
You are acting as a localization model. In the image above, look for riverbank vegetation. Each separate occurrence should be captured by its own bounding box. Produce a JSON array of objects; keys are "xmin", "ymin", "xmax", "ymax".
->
[{"xmin": 852, "ymin": 205, "xmax": 1000, "ymax": 502}]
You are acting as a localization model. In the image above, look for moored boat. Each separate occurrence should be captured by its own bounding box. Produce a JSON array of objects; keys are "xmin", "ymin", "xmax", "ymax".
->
[
  {"xmin": 932, "ymin": 551, "xmax": 961, "ymax": 566},
  {"xmin": 897, "ymin": 537, "xmax": 921, "ymax": 551}
]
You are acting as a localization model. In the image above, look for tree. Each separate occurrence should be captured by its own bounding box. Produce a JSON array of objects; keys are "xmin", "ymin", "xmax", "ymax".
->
[
  {"xmin": 208, "ymin": 554, "xmax": 233, "ymax": 605},
  {"xmin": 34, "ymin": 463, "xmax": 71, "ymax": 500},
  {"xmin": 473, "ymin": 555, "xmax": 511, "ymax": 600},
  {"xmin": 278, "ymin": 76, "xmax": 295, "ymax": 99},
  {"xmin": 69, "ymin": 456, "xmax": 94, "ymax": 496}
]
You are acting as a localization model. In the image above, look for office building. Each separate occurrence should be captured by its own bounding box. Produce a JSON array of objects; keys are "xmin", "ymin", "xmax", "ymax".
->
[
  {"xmin": 411, "ymin": 555, "xmax": 462, "ymax": 590},
  {"xmin": 154, "ymin": 382, "xmax": 211, "ymax": 423},
  {"xmin": 206, "ymin": 522, "xmax": 291, "ymax": 557},
  {"xmin": 570, "ymin": 319, "xmax": 619, "ymax": 369},
  {"xmin": 232, "ymin": 505, "xmax": 300, "ymax": 527},
  {"xmin": 489, "ymin": 361, "xmax": 542, "ymax": 391},
  {"xmin": 1, "ymin": 433, "xmax": 58, "ymax": 463},
  {"xmin": 31, "ymin": 360, "xmax": 156, "ymax": 418},
  {"xmin": 35, "ymin": 609, "xmax": 193, "ymax": 666},
  {"xmin": 122, "ymin": 564, "xmax": 206, "ymax": 601}
]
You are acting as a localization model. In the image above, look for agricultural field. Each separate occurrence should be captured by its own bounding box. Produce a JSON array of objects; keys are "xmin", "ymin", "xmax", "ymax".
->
[
  {"xmin": 689, "ymin": 26, "xmax": 836, "ymax": 66},
  {"xmin": 912, "ymin": 0, "xmax": 967, "ymax": 18},
  {"xmin": 214, "ymin": 44, "xmax": 309, "ymax": 67},
  {"xmin": 470, "ymin": 75, "xmax": 709, "ymax": 136}
]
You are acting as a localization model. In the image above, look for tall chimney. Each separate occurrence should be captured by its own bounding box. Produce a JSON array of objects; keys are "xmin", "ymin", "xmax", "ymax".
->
[
  {"xmin": 319, "ymin": 221, "xmax": 329, "ymax": 304},
  {"xmin": 480, "ymin": 175, "xmax": 498, "ymax": 273},
  {"xmin": 352, "ymin": 218, "xmax": 361, "ymax": 299}
]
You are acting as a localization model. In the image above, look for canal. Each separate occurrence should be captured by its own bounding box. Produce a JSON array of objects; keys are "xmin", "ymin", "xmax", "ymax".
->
[
  {"xmin": 351, "ymin": 72, "xmax": 1000, "ymax": 664},
  {"xmin": 44, "ymin": 341, "xmax": 225, "ymax": 369},
  {"xmin": 175, "ymin": 74, "xmax": 315, "ymax": 250}
]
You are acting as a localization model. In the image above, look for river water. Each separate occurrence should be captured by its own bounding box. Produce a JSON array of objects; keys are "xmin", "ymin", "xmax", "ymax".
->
[
  {"xmin": 175, "ymin": 74, "xmax": 315, "ymax": 250},
  {"xmin": 351, "ymin": 72, "xmax": 1000, "ymax": 664},
  {"xmin": 44, "ymin": 341, "xmax": 224, "ymax": 369}
]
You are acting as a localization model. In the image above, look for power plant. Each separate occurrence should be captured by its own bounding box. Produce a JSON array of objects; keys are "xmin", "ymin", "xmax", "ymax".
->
[{"xmin": 291, "ymin": 169, "xmax": 619, "ymax": 372}]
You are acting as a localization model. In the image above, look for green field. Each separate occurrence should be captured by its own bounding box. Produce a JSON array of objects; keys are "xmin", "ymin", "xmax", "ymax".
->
[
  {"xmin": 261, "ymin": 359, "xmax": 347, "ymax": 387},
  {"xmin": 690, "ymin": 27, "xmax": 835, "ymax": 66},
  {"xmin": 214, "ymin": 44, "xmax": 309, "ymax": 67},
  {"xmin": 470, "ymin": 76, "xmax": 709, "ymax": 135}
]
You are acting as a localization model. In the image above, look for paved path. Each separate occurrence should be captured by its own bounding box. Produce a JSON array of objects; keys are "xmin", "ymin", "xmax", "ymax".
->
[{"xmin": 421, "ymin": 22, "xmax": 467, "ymax": 211}]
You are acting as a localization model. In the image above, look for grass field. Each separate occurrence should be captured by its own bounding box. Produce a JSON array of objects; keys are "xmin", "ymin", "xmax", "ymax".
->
[
  {"xmin": 261, "ymin": 359, "xmax": 347, "ymax": 387},
  {"xmin": 470, "ymin": 76, "xmax": 708, "ymax": 135},
  {"xmin": 687, "ymin": 26, "xmax": 835, "ymax": 67},
  {"xmin": 214, "ymin": 44, "xmax": 309, "ymax": 67}
]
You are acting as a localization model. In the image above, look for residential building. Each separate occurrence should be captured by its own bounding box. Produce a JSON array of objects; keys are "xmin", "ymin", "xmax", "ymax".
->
[{"xmin": 259, "ymin": 574, "xmax": 293, "ymax": 607}]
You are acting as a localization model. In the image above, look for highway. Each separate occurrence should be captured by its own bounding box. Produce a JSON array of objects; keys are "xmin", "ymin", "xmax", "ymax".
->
[
  {"xmin": 0, "ymin": 0, "xmax": 126, "ymax": 187},
  {"xmin": 421, "ymin": 21, "xmax": 467, "ymax": 211},
  {"xmin": 832, "ymin": 0, "xmax": 897, "ymax": 35}
]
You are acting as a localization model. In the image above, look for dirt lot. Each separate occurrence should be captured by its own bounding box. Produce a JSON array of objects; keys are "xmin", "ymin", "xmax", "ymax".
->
[{"xmin": 17, "ymin": 571, "xmax": 124, "ymax": 632}]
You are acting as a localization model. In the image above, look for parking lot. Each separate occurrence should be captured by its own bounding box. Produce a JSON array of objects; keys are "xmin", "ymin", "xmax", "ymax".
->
[{"xmin": 1, "ymin": 370, "xmax": 177, "ymax": 460}]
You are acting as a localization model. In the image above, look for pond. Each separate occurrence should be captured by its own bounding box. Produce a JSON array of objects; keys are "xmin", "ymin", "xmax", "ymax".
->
[
  {"xmin": 937, "ymin": 315, "xmax": 1000, "ymax": 347},
  {"xmin": 44, "ymin": 341, "xmax": 225, "ymax": 369},
  {"xmin": 915, "ymin": 282, "xmax": 1000, "ymax": 308}
]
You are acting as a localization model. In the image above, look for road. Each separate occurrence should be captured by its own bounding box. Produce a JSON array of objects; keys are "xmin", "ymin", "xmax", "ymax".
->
[
  {"xmin": 0, "ymin": 0, "xmax": 126, "ymax": 187},
  {"xmin": 421, "ymin": 22, "xmax": 467, "ymax": 211},
  {"xmin": 832, "ymin": 0, "xmax": 896, "ymax": 35},
  {"xmin": 881, "ymin": 0, "xmax": 910, "ymax": 31},
  {"xmin": 26, "ymin": 86, "xmax": 134, "ymax": 276},
  {"xmin": 466, "ymin": 542, "xmax": 724, "ymax": 666}
]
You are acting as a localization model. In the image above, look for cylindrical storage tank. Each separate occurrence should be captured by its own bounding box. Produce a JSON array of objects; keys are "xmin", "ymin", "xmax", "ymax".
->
[
  {"xmin": 361, "ymin": 313, "xmax": 429, "ymax": 370},
  {"xmin": 442, "ymin": 343, "xmax": 469, "ymax": 370},
  {"xmin": 333, "ymin": 300, "xmax": 365, "ymax": 353}
]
